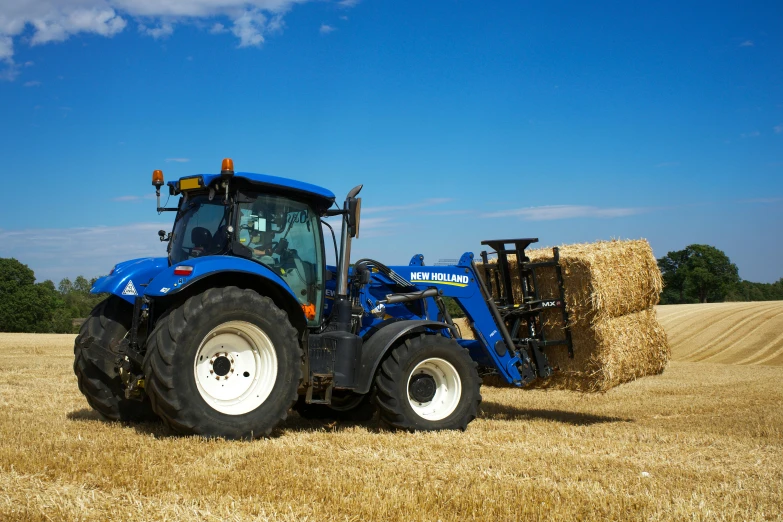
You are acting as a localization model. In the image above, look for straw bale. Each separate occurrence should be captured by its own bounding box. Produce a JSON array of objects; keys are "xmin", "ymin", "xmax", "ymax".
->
[
  {"xmin": 483, "ymin": 239, "xmax": 662, "ymax": 324},
  {"xmin": 454, "ymin": 311, "xmax": 669, "ymax": 391},
  {"xmin": 465, "ymin": 239, "xmax": 669, "ymax": 391},
  {"xmin": 453, "ymin": 317, "xmax": 475, "ymax": 340},
  {"xmin": 533, "ymin": 308, "xmax": 670, "ymax": 391}
]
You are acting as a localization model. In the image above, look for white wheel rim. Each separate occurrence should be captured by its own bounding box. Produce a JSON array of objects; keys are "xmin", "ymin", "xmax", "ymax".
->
[
  {"xmin": 193, "ymin": 320, "xmax": 277, "ymax": 416},
  {"xmin": 406, "ymin": 357, "xmax": 462, "ymax": 421}
]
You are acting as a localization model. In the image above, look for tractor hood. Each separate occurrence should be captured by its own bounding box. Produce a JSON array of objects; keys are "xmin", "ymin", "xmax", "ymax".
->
[{"xmin": 90, "ymin": 257, "xmax": 169, "ymax": 304}]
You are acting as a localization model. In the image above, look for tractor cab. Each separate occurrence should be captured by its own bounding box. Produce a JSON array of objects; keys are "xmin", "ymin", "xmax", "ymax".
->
[{"xmin": 153, "ymin": 159, "xmax": 337, "ymax": 325}]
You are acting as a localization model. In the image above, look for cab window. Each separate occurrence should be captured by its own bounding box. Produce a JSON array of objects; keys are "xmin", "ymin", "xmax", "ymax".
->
[{"xmin": 238, "ymin": 195, "xmax": 324, "ymax": 325}]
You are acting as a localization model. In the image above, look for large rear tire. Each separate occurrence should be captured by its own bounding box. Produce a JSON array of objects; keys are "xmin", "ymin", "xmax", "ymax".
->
[
  {"xmin": 73, "ymin": 296, "xmax": 157, "ymax": 422},
  {"xmin": 143, "ymin": 287, "xmax": 301, "ymax": 439},
  {"xmin": 375, "ymin": 334, "xmax": 481, "ymax": 431}
]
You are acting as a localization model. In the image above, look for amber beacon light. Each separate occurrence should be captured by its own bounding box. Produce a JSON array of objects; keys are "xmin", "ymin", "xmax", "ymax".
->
[
  {"xmin": 152, "ymin": 169, "xmax": 164, "ymax": 187},
  {"xmin": 221, "ymin": 158, "xmax": 234, "ymax": 177}
]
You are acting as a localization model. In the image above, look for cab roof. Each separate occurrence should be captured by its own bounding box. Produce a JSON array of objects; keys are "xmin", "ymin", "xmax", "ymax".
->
[{"xmin": 170, "ymin": 172, "xmax": 336, "ymax": 212}]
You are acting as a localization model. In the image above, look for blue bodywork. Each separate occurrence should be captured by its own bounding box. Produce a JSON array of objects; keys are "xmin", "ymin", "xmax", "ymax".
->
[
  {"xmin": 94, "ymin": 169, "xmax": 528, "ymax": 388},
  {"xmin": 170, "ymin": 172, "xmax": 335, "ymax": 211},
  {"xmin": 91, "ymin": 257, "xmax": 169, "ymax": 304},
  {"xmin": 349, "ymin": 253, "xmax": 529, "ymax": 386}
]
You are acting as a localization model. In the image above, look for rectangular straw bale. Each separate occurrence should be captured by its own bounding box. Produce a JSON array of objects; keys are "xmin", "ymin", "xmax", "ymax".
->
[
  {"xmin": 468, "ymin": 239, "xmax": 669, "ymax": 391},
  {"xmin": 533, "ymin": 308, "xmax": 670, "ymax": 391},
  {"xmin": 484, "ymin": 239, "xmax": 662, "ymax": 324},
  {"xmin": 456, "ymin": 310, "xmax": 669, "ymax": 391}
]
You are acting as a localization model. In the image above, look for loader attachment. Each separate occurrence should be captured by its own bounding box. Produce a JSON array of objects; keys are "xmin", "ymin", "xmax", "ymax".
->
[{"xmin": 479, "ymin": 238, "xmax": 574, "ymax": 378}]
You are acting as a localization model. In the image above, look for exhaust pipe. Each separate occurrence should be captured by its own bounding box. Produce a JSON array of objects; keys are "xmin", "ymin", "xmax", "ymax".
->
[{"xmin": 333, "ymin": 184, "xmax": 363, "ymax": 331}]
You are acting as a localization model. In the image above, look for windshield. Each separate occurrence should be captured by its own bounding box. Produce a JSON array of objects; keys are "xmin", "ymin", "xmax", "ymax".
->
[
  {"xmin": 169, "ymin": 195, "xmax": 231, "ymax": 264},
  {"xmin": 238, "ymin": 194, "xmax": 324, "ymax": 325}
]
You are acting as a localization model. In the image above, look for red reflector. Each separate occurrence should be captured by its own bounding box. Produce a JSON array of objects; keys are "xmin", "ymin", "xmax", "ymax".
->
[{"xmin": 173, "ymin": 266, "xmax": 194, "ymax": 276}]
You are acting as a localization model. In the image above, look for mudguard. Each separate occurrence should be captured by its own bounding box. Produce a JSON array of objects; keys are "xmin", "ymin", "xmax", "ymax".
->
[
  {"xmin": 90, "ymin": 257, "xmax": 169, "ymax": 304},
  {"xmin": 143, "ymin": 255, "xmax": 298, "ymax": 301},
  {"xmin": 354, "ymin": 320, "xmax": 450, "ymax": 394}
]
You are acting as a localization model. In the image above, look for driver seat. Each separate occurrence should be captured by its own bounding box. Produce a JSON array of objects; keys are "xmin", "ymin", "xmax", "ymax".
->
[{"xmin": 191, "ymin": 227, "xmax": 213, "ymax": 253}]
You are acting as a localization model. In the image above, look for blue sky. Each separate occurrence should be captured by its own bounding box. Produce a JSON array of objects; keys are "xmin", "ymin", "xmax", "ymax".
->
[{"xmin": 0, "ymin": 0, "xmax": 781, "ymax": 283}]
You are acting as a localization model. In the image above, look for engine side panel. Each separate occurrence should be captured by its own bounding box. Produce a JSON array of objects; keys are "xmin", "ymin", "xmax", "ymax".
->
[{"xmin": 90, "ymin": 257, "xmax": 169, "ymax": 304}]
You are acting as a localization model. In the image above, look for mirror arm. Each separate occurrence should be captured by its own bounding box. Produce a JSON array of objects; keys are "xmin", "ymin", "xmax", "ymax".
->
[{"xmin": 324, "ymin": 209, "xmax": 347, "ymax": 217}]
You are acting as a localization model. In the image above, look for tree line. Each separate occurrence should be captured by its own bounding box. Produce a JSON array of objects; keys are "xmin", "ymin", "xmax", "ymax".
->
[
  {"xmin": 0, "ymin": 258, "xmax": 104, "ymax": 333},
  {"xmin": 657, "ymin": 244, "xmax": 783, "ymax": 304}
]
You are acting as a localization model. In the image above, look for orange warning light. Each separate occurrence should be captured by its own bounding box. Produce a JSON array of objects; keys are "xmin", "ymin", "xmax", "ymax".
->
[
  {"xmin": 152, "ymin": 170, "xmax": 164, "ymax": 187},
  {"xmin": 221, "ymin": 158, "xmax": 234, "ymax": 176},
  {"xmin": 301, "ymin": 303, "xmax": 316, "ymax": 320}
]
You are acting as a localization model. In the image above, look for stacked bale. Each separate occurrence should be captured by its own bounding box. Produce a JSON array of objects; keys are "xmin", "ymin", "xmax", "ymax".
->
[{"xmin": 469, "ymin": 239, "xmax": 670, "ymax": 392}]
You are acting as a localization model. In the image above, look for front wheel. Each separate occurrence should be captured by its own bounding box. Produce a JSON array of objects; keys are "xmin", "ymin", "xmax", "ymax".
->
[
  {"xmin": 143, "ymin": 287, "xmax": 301, "ymax": 439},
  {"xmin": 73, "ymin": 297, "xmax": 157, "ymax": 422},
  {"xmin": 375, "ymin": 334, "xmax": 481, "ymax": 431}
]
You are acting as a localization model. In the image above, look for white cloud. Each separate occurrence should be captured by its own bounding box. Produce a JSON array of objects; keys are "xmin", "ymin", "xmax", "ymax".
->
[
  {"xmin": 481, "ymin": 205, "xmax": 645, "ymax": 221},
  {"xmin": 165, "ymin": 157, "xmax": 190, "ymax": 162},
  {"xmin": 112, "ymin": 195, "xmax": 141, "ymax": 201},
  {"xmin": 0, "ymin": 0, "xmax": 360, "ymax": 70},
  {"xmin": 30, "ymin": 7, "xmax": 127, "ymax": 45},
  {"xmin": 740, "ymin": 131, "xmax": 761, "ymax": 138},
  {"xmin": 0, "ymin": 35, "xmax": 13, "ymax": 62},
  {"xmin": 0, "ymin": 223, "xmax": 169, "ymax": 283},
  {"xmin": 209, "ymin": 22, "xmax": 227, "ymax": 34},
  {"xmin": 739, "ymin": 40, "xmax": 754, "ymax": 47},
  {"xmin": 231, "ymin": 9, "xmax": 268, "ymax": 47},
  {"xmin": 23, "ymin": 80, "xmax": 41, "ymax": 86},
  {"xmin": 774, "ymin": 124, "xmax": 783, "ymax": 134},
  {"xmin": 319, "ymin": 23, "xmax": 335, "ymax": 34},
  {"xmin": 140, "ymin": 22, "xmax": 173, "ymax": 39}
]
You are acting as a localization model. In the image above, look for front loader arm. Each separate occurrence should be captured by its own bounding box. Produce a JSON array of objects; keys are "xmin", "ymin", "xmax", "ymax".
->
[{"xmin": 366, "ymin": 252, "xmax": 538, "ymax": 386}]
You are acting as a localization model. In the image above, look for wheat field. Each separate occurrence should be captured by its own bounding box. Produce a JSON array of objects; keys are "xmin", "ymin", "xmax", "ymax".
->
[
  {"xmin": 658, "ymin": 301, "xmax": 783, "ymax": 365},
  {"xmin": 1, "ymin": 303, "xmax": 782, "ymax": 521}
]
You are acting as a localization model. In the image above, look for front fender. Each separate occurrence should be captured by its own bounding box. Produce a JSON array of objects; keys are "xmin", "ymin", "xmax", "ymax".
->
[
  {"xmin": 143, "ymin": 255, "xmax": 298, "ymax": 301},
  {"xmin": 354, "ymin": 320, "xmax": 450, "ymax": 394},
  {"xmin": 90, "ymin": 257, "xmax": 169, "ymax": 304}
]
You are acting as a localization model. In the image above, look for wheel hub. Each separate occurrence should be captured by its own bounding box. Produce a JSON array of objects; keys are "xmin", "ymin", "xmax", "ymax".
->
[
  {"xmin": 211, "ymin": 353, "xmax": 233, "ymax": 378},
  {"xmin": 409, "ymin": 373, "xmax": 437, "ymax": 403},
  {"xmin": 193, "ymin": 321, "xmax": 278, "ymax": 415},
  {"xmin": 405, "ymin": 357, "xmax": 463, "ymax": 421}
]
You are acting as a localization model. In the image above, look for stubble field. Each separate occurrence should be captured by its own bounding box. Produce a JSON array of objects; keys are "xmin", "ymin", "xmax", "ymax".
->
[{"xmin": 1, "ymin": 302, "xmax": 782, "ymax": 521}]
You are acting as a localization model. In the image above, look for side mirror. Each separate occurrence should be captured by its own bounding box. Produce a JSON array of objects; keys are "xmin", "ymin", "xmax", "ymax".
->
[{"xmin": 347, "ymin": 197, "xmax": 361, "ymax": 238}]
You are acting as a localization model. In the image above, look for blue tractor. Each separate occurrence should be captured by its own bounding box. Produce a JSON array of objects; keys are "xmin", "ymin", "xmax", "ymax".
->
[{"xmin": 74, "ymin": 159, "xmax": 573, "ymax": 437}]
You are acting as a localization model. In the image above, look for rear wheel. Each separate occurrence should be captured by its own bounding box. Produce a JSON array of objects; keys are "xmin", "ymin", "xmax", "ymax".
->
[
  {"xmin": 73, "ymin": 296, "xmax": 157, "ymax": 422},
  {"xmin": 375, "ymin": 334, "xmax": 481, "ymax": 431},
  {"xmin": 143, "ymin": 287, "xmax": 301, "ymax": 439}
]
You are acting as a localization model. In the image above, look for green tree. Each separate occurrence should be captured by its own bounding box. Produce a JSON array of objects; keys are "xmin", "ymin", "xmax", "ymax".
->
[
  {"xmin": 0, "ymin": 258, "xmax": 60, "ymax": 332},
  {"xmin": 74, "ymin": 275, "xmax": 91, "ymax": 293},
  {"xmin": 658, "ymin": 249, "xmax": 690, "ymax": 303},
  {"xmin": 725, "ymin": 278, "xmax": 783, "ymax": 302},
  {"xmin": 58, "ymin": 277, "xmax": 73, "ymax": 294},
  {"xmin": 658, "ymin": 245, "xmax": 740, "ymax": 304}
]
